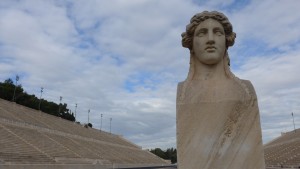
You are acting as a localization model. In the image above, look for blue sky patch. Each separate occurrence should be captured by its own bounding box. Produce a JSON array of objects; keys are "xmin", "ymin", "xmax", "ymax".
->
[{"xmin": 124, "ymin": 72, "xmax": 161, "ymax": 93}]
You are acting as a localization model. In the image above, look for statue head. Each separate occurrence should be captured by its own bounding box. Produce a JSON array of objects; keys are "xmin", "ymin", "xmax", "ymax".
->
[
  {"xmin": 181, "ymin": 11, "xmax": 236, "ymax": 80},
  {"xmin": 182, "ymin": 11, "xmax": 236, "ymax": 52}
]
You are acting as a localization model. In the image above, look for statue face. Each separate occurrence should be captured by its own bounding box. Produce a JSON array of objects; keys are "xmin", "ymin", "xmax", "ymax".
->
[{"xmin": 193, "ymin": 18, "xmax": 226, "ymax": 65}]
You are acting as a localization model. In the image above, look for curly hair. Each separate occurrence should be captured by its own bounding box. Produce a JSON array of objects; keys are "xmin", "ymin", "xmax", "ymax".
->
[{"xmin": 182, "ymin": 11, "xmax": 236, "ymax": 50}]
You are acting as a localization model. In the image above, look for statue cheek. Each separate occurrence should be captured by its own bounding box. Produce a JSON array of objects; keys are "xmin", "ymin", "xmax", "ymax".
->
[{"xmin": 193, "ymin": 37, "xmax": 205, "ymax": 45}]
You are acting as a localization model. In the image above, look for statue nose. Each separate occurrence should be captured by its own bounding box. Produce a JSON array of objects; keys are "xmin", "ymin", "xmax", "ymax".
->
[
  {"xmin": 207, "ymin": 39, "xmax": 215, "ymax": 45},
  {"xmin": 207, "ymin": 31, "xmax": 215, "ymax": 44}
]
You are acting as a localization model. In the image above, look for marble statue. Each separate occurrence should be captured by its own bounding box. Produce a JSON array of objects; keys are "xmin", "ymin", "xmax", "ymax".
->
[{"xmin": 176, "ymin": 11, "xmax": 266, "ymax": 169}]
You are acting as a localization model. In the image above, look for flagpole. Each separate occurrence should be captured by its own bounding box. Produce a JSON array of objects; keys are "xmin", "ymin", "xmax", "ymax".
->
[{"xmin": 292, "ymin": 112, "xmax": 296, "ymax": 132}]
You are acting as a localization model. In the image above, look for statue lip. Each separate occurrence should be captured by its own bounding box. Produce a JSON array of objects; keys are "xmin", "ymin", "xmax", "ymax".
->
[{"xmin": 205, "ymin": 46, "xmax": 216, "ymax": 51}]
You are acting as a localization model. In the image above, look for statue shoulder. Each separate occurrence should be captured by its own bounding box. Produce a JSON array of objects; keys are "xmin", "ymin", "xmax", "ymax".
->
[
  {"xmin": 240, "ymin": 79, "xmax": 257, "ymax": 98},
  {"xmin": 177, "ymin": 81, "xmax": 185, "ymax": 93}
]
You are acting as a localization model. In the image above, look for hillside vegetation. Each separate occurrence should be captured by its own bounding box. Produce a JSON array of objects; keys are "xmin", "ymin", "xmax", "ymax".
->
[{"xmin": 0, "ymin": 78, "xmax": 75, "ymax": 122}]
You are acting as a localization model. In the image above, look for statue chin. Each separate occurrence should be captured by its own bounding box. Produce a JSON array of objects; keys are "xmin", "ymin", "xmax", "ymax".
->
[
  {"xmin": 197, "ymin": 56, "xmax": 221, "ymax": 65},
  {"xmin": 194, "ymin": 51, "xmax": 224, "ymax": 66}
]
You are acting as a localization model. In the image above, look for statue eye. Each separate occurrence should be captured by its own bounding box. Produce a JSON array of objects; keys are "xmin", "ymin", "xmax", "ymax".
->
[
  {"xmin": 216, "ymin": 32, "xmax": 222, "ymax": 35},
  {"xmin": 214, "ymin": 29, "xmax": 224, "ymax": 36},
  {"xmin": 196, "ymin": 30, "xmax": 207, "ymax": 37},
  {"xmin": 198, "ymin": 32, "xmax": 205, "ymax": 36}
]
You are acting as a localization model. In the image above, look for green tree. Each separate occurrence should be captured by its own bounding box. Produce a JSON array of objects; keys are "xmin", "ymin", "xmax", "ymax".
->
[
  {"xmin": 0, "ymin": 78, "xmax": 23, "ymax": 101},
  {"xmin": 150, "ymin": 147, "xmax": 177, "ymax": 164},
  {"xmin": 0, "ymin": 78, "xmax": 75, "ymax": 122},
  {"xmin": 150, "ymin": 148, "xmax": 167, "ymax": 159}
]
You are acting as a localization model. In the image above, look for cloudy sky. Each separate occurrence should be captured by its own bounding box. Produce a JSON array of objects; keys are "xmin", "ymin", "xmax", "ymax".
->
[{"xmin": 1, "ymin": 0, "xmax": 300, "ymax": 149}]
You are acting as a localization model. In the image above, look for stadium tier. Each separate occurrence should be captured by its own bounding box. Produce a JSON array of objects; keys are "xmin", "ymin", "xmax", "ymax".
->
[
  {"xmin": 264, "ymin": 129, "xmax": 300, "ymax": 168},
  {"xmin": 0, "ymin": 98, "xmax": 166, "ymax": 166}
]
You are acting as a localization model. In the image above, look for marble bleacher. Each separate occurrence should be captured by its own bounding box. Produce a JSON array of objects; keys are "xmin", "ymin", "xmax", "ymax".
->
[
  {"xmin": 264, "ymin": 129, "xmax": 300, "ymax": 168},
  {"xmin": 0, "ymin": 124, "xmax": 55, "ymax": 164},
  {"xmin": 0, "ymin": 98, "xmax": 166, "ymax": 165}
]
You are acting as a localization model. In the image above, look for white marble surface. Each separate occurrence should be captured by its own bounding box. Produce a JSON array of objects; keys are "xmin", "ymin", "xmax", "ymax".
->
[{"xmin": 177, "ymin": 11, "xmax": 265, "ymax": 169}]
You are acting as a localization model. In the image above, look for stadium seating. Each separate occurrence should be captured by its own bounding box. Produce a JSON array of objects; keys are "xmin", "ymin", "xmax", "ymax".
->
[
  {"xmin": 264, "ymin": 129, "xmax": 300, "ymax": 168},
  {"xmin": 0, "ymin": 98, "xmax": 166, "ymax": 165}
]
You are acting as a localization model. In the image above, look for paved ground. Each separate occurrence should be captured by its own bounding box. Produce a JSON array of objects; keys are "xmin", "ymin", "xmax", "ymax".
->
[
  {"xmin": 117, "ymin": 166, "xmax": 177, "ymax": 169},
  {"xmin": 120, "ymin": 167, "xmax": 176, "ymax": 169}
]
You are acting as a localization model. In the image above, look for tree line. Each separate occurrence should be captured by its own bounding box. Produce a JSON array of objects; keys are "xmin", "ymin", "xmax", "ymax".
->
[
  {"xmin": 150, "ymin": 148, "xmax": 177, "ymax": 164},
  {"xmin": 0, "ymin": 78, "xmax": 75, "ymax": 122}
]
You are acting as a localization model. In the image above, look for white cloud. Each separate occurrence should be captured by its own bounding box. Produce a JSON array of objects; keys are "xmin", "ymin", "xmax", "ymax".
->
[
  {"xmin": 231, "ymin": 0, "xmax": 300, "ymax": 49},
  {"xmin": 235, "ymin": 47, "xmax": 300, "ymax": 144},
  {"xmin": 0, "ymin": 0, "xmax": 300, "ymax": 149}
]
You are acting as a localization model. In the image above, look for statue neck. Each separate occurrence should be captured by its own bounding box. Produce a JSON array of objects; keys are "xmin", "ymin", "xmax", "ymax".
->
[{"xmin": 191, "ymin": 56, "xmax": 227, "ymax": 81}]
